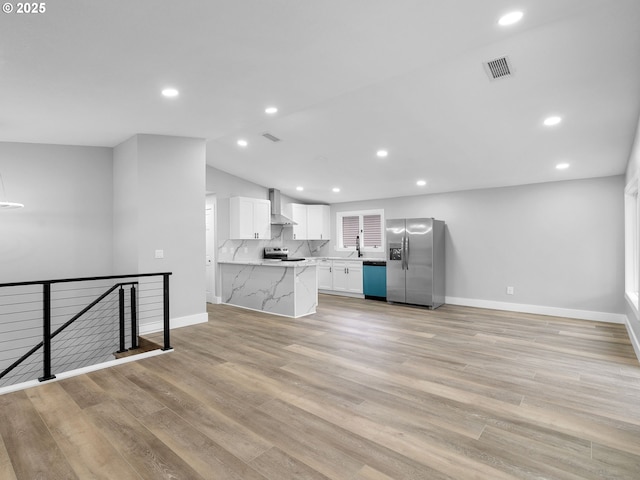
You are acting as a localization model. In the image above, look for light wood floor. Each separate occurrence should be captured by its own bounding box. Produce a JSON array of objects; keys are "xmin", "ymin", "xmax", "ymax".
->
[{"xmin": 1, "ymin": 294, "xmax": 639, "ymax": 479}]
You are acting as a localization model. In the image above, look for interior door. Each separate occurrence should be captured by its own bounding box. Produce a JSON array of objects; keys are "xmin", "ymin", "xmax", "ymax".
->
[
  {"xmin": 385, "ymin": 219, "xmax": 406, "ymax": 303},
  {"xmin": 205, "ymin": 203, "xmax": 216, "ymax": 303}
]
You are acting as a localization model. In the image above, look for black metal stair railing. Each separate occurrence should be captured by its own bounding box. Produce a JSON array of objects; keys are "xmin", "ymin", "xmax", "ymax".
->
[{"xmin": 0, "ymin": 272, "xmax": 172, "ymax": 388}]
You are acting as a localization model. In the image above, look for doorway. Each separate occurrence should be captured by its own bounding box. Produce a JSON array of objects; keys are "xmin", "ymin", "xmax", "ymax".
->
[{"xmin": 205, "ymin": 196, "xmax": 216, "ymax": 303}]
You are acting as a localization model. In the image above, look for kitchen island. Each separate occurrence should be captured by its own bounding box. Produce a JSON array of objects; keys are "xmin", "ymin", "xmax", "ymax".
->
[{"xmin": 219, "ymin": 260, "xmax": 317, "ymax": 318}]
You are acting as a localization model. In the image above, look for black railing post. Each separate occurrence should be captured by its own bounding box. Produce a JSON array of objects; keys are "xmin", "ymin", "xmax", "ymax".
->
[
  {"xmin": 162, "ymin": 273, "xmax": 172, "ymax": 350},
  {"xmin": 129, "ymin": 284, "xmax": 138, "ymax": 350},
  {"xmin": 116, "ymin": 286, "xmax": 126, "ymax": 353},
  {"xmin": 39, "ymin": 282, "xmax": 56, "ymax": 382},
  {"xmin": 0, "ymin": 272, "xmax": 172, "ymax": 387}
]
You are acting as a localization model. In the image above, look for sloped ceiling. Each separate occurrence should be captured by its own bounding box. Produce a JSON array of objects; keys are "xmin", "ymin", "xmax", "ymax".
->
[{"xmin": 1, "ymin": 0, "xmax": 639, "ymax": 202}]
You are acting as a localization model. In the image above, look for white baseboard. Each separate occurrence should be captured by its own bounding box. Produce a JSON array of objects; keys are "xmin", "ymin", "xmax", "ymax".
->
[
  {"xmin": 624, "ymin": 317, "xmax": 640, "ymax": 362},
  {"xmin": 139, "ymin": 312, "xmax": 208, "ymax": 335},
  {"xmin": 318, "ymin": 290, "xmax": 365, "ymax": 299},
  {"xmin": 445, "ymin": 296, "xmax": 626, "ymax": 324},
  {"xmin": 0, "ymin": 348, "xmax": 172, "ymax": 397},
  {"xmin": 220, "ymin": 302, "xmax": 317, "ymax": 319}
]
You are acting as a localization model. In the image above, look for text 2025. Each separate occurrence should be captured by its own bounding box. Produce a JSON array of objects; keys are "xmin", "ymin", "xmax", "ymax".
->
[{"xmin": 16, "ymin": 3, "xmax": 46, "ymax": 13}]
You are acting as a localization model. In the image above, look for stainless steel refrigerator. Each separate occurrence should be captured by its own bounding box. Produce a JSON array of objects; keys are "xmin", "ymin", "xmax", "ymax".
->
[{"xmin": 386, "ymin": 218, "xmax": 445, "ymax": 308}]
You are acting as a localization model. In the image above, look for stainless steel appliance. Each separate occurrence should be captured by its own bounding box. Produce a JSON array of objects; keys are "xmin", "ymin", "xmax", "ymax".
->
[
  {"xmin": 268, "ymin": 189, "xmax": 297, "ymax": 225},
  {"xmin": 385, "ymin": 218, "xmax": 445, "ymax": 308},
  {"xmin": 263, "ymin": 247, "xmax": 305, "ymax": 261}
]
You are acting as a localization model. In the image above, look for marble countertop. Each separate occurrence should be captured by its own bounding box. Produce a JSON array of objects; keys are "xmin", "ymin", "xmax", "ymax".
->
[
  {"xmin": 218, "ymin": 259, "xmax": 318, "ymax": 267},
  {"xmin": 313, "ymin": 256, "xmax": 385, "ymax": 262},
  {"xmin": 218, "ymin": 257, "xmax": 385, "ymax": 266}
]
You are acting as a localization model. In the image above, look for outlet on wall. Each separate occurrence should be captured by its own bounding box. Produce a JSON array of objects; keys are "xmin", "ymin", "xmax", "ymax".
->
[{"xmin": 506, "ymin": 286, "xmax": 514, "ymax": 295}]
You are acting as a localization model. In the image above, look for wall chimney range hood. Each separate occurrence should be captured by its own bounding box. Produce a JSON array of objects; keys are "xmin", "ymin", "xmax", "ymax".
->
[{"xmin": 268, "ymin": 188, "xmax": 297, "ymax": 226}]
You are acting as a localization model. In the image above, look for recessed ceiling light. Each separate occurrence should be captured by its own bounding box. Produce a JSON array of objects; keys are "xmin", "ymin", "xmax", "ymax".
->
[
  {"xmin": 416, "ymin": 180, "xmax": 427, "ymax": 186},
  {"xmin": 332, "ymin": 187, "xmax": 340, "ymax": 193},
  {"xmin": 237, "ymin": 139, "xmax": 248, "ymax": 147},
  {"xmin": 376, "ymin": 150, "xmax": 388, "ymax": 158},
  {"xmin": 556, "ymin": 163, "xmax": 570, "ymax": 170},
  {"xmin": 265, "ymin": 106, "xmax": 278, "ymax": 114},
  {"xmin": 498, "ymin": 11, "xmax": 523, "ymax": 26},
  {"xmin": 296, "ymin": 186, "xmax": 304, "ymax": 191},
  {"xmin": 161, "ymin": 87, "xmax": 179, "ymax": 98},
  {"xmin": 543, "ymin": 116, "xmax": 562, "ymax": 126}
]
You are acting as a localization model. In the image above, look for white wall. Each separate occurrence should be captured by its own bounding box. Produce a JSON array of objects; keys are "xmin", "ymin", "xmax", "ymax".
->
[
  {"xmin": 325, "ymin": 176, "xmax": 625, "ymax": 319},
  {"xmin": 0, "ymin": 142, "xmax": 113, "ymax": 283},
  {"xmin": 206, "ymin": 166, "xmax": 270, "ymax": 252},
  {"xmin": 624, "ymin": 115, "xmax": 640, "ymax": 357},
  {"xmin": 0, "ymin": 138, "xmax": 207, "ymax": 328},
  {"xmin": 113, "ymin": 136, "xmax": 138, "ymax": 274},
  {"xmin": 625, "ymin": 118, "xmax": 640, "ymax": 181},
  {"xmin": 114, "ymin": 135, "xmax": 207, "ymax": 328}
]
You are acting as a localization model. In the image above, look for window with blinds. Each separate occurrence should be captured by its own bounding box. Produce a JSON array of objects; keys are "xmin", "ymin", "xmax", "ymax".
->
[
  {"xmin": 341, "ymin": 216, "xmax": 360, "ymax": 248},
  {"xmin": 336, "ymin": 209, "xmax": 384, "ymax": 251},
  {"xmin": 362, "ymin": 214, "xmax": 382, "ymax": 248}
]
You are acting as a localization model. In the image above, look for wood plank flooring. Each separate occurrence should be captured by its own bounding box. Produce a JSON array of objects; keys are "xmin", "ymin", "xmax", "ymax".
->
[{"xmin": 1, "ymin": 294, "xmax": 639, "ymax": 479}]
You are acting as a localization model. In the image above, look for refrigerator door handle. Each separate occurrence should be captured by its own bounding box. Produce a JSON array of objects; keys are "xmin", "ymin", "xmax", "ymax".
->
[{"xmin": 405, "ymin": 235, "xmax": 409, "ymax": 270}]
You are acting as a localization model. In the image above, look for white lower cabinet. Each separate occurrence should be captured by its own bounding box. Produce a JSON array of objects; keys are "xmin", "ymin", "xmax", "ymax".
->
[
  {"xmin": 349, "ymin": 263, "xmax": 363, "ymax": 293},
  {"xmin": 318, "ymin": 260, "xmax": 363, "ymax": 296},
  {"xmin": 317, "ymin": 259, "xmax": 333, "ymax": 290}
]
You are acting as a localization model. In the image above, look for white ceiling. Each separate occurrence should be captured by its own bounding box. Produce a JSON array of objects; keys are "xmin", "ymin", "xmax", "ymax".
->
[{"xmin": 1, "ymin": 1, "xmax": 639, "ymax": 203}]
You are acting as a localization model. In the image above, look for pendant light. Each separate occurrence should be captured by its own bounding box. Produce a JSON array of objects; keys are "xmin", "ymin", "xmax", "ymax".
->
[{"xmin": 0, "ymin": 173, "xmax": 24, "ymax": 209}]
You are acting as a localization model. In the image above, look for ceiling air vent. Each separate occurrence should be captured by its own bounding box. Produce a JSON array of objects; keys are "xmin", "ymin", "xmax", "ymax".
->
[
  {"xmin": 483, "ymin": 56, "xmax": 514, "ymax": 81},
  {"xmin": 262, "ymin": 132, "xmax": 281, "ymax": 142}
]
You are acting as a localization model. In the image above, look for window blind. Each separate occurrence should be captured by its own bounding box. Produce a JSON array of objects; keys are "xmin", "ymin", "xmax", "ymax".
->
[
  {"xmin": 362, "ymin": 214, "xmax": 382, "ymax": 247},
  {"xmin": 342, "ymin": 216, "xmax": 360, "ymax": 247}
]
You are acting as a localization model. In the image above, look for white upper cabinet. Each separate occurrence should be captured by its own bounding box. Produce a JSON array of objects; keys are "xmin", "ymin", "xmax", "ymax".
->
[
  {"xmin": 290, "ymin": 203, "xmax": 308, "ymax": 240},
  {"xmin": 307, "ymin": 205, "xmax": 331, "ymax": 240},
  {"xmin": 230, "ymin": 197, "xmax": 271, "ymax": 239},
  {"xmin": 287, "ymin": 203, "xmax": 331, "ymax": 240}
]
